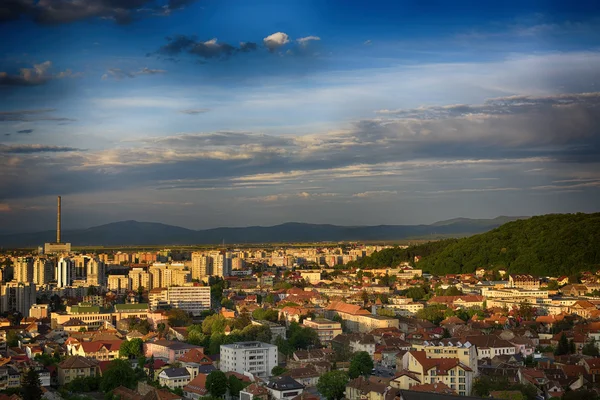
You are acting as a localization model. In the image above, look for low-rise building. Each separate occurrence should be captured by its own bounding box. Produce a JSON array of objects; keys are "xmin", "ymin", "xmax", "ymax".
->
[
  {"xmin": 302, "ymin": 318, "xmax": 342, "ymax": 342},
  {"xmin": 57, "ymin": 356, "xmax": 99, "ymax": 386}
]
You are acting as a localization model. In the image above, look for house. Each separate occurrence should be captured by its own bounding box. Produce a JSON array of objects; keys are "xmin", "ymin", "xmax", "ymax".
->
[
  {"xmin": 57, "ymin": 356, "xmax": 99, "ymax": 386},
  {"xmin": 239, "ymin": 383, "xmax": 270, "ymax": 400},
  {"xmin": 266, "ymin": 376, "xmax": 305, "ymax": 400},
  {"xmin": 463, "ymin": 335, "xmax": 516, "ymax": 360},
  {"xmin": 346, "ymin": 376, "xmax": 395, "ymax": 400},
  {"xmin": 183, "ymin": 374, "xmax": 207, "ymax": 399},
  {"xmin": 143, "ymin": 340, "xmax": 202, "ymax": 363},
  {"xmin": 158, "ymin": 367, "xmax": 191, "ymax": 389},
  {"xmin": 67, "ymin": 340, "xmax": 122, "ymax": 361},
  {"xmin": 282, "ymin": 365, "xmax": 320, "ymax": 387},
  {"xmin": 390, "ymin": 370, "xmax": 421, "ymax": 390},
  {"xmin": 400, "ymin": 351, "xmax": 474, "ymax": 396},
  {"xmin": 508, "ymin": 275, "xmax": 540, "ymax": 290},
  {"xmin": 409, "ymin": 382, "xmax": 456, "ymax": 395}
]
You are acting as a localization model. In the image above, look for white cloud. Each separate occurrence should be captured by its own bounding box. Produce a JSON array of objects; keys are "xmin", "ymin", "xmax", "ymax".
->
[
  {"xmin": 297, "ymin": 36, "xmax": 320, "ymax": 46},
  {"xmin": 264, "ymin": 32, "xmax": 290, "ymax": 51}
]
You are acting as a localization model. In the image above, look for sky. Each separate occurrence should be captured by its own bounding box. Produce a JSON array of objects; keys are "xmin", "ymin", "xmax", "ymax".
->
[{"xmin": 1, "ymin": 0, "xmax": 600, "ymax": 232}]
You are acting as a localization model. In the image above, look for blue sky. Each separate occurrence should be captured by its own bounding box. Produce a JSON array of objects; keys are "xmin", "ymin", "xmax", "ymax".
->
[{"xmin": 1, "ymin": 0, "xmax": 600, "ymax": 231}]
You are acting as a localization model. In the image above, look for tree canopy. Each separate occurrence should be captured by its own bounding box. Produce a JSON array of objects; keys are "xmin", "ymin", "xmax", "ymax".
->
[
  {"xmin": 317, "ymin": 370, "xmax": 349, "ymax": 400},
  {"xmin": 347, "ymin": 213, "xmax": 600, "ymax": 275},
  {"xmin": 119, "ymin": 338, "xmax": 143, "ymax": 359},
  {"xmin": 348, "ymin": 351, "xmax": 374, "ymax": 379},
  {"xmin": 206, "ymin": 370, "xmax": 228, "ymax": 398},
  {"xmin": 100, "ymin": 359, "xmax": 137, "ymax": 392}
]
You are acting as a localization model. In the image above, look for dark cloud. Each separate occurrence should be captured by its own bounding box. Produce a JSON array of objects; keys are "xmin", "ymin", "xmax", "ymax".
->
[
  {"xmin": 1, "ymin": 92, "xmax": 598, "ymax": 203},
  {"xmin": 0, "ymin": 108, "xmax": 74, "ymax": 122},
  {"xmin": 0, "ymin": 61, "xmax": 80, "ymax": 87},
  {"xmin": 0, "ymin": 144, "xmax": 83, "ymax": 153},
  {"xmin": 179, "ymin": 109, "xmax": 210, "ymax": 115},
  {"xmin": 156, "ymin": 35, "xmax": 258, "ymax": 60},
  {"xmin": 377, "ymin": 92, "xmax": 600, "ymax": 119},
  {"xmin": 101, "ymin": 67, "xmax": 166, "ymax": 80},
  {"xmin": 17, "ymin": 129, "xmax": 33, "ymax": 134},
  {"xmin": 0, "ymin": 0, "xmax": 197, "ymax": 25}
]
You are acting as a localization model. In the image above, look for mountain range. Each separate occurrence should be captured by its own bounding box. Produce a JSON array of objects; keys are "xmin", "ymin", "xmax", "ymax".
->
[{"xmin": 0, "ymin": 216, "xmax": 527, "ymax": 247}]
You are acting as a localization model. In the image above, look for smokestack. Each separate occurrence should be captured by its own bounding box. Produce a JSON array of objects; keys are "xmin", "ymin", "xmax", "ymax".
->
[{"xmin": 57, "ymin": 196, "xmax": 61, "ymax": 244}]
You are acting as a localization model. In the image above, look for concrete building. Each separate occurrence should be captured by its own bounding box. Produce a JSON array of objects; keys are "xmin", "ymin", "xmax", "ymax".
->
[
  {"xmin": 0, "ymin": 282, "xmax": 36, "ymax": 317},
  {"xmin": 14, "ymin": 257, "xmax": 33, "ymax": 284},
  {"xmin": 302, "ymin": 318, "xmax": 342, "ymax": 342},
  {"xmin": 129, "ymin": 267, "xmax": 150, "ymax": 291},
  {"xmin": 148, "ymin": 284, "xmax": 211, "ymax": 316},
  {"xmin": 324, "ymin": 301, "xmax": 399, "ymax": 333},
  {"xmin": 85, "ymin": 257, "xmax": 105, "ymax": 287},
  {"xmin": 30, "ymin": 304, "xmax": 50, "ymax": 319},
  {"xmin": 220, "ymin": 341, "xmax": 278, "ymax": 378},
  {"xmin": 107, "ymin": 275, "xmax": 131, "ymax": 294},
  {"xmin": 33, "ymin": 257, "xmax": 54, "ymax": 285},
  {"xmin": 56, "ymin": 257, "xmax": 75, "ymax": 288},
  {"xmin": 191, "ymin": 252, "xmax": 212, "ymax": 281}
]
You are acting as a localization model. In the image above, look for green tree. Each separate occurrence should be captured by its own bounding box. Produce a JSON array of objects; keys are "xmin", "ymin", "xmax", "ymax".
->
[
  {"xmin": 167, "ymin": 308, "xmax": 192, "ymax": 327},
  {"xmin": 376, "ymin": 308, "xmax": 395, "ymax": 317},
  {"xmin": 518, "ymin": 301, "xmax": 534, "ymax": 321},
  {"xmin": 206, "ymin": 370, "xmax": 228, "ymax": 398},
  {"xmin": 317, "ymin": 370, "xmax": 349, "ymax": 400},
  {"xmin": 415, "ymin": 304, "xmax": 447, "ymax": 325},
  {"xmin": 119, "ymin": 338, "xmax": 144, "ymax": 359},
  {"xmin": 271, "ymin": 366, "xmax": 287, "ymax": 376},
  {"xmin": 582, "ymin": 340, "xmax": 600, "ymax": 357},
  {"xmin": 252, "ymin": 308, "xmax": 279, "ymax": 322},
  {"xmin": 546, "ymin": 280, "xmax": 560, "ymax": 290},
  {"xmin": 100, "ymin": 359, "xmax": 137, "ymax": 392},
  {"xmin": 555, "ymin": 333, "xmax": 570, "ymax": 356},
  {"xmin": 287, "ymin": 322, "xmax": 320, "ymax": 351},
  {"xmin": 21, "ymin": 369, "xmax": 43, "ymax": 400},
  {"xmin": 6, "ymin": 330, "xmax": 19, "ymax": 347},
  {"xmin": 562, "ymin": 390, "xmax": 600, "ymax": 400},
  {"xmin": 348, "ymin": 351, "xmax": 374, "ymax": 379},
  {"xmin": 228, "ymin": 374, "xmax": 247, "ymax": 397}
]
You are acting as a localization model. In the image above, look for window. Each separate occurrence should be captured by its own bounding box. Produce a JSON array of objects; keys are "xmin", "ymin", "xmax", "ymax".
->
[{"xmin": 459, "ymin": 385, "xmax": 466, "ymax": 391}]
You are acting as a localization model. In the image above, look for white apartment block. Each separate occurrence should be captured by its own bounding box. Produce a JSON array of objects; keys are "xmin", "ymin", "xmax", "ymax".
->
[
  {"xmin": 220, "ymin": 341, "xmax": 278, "ymax": 378},
  {"xmin": 56, "ymin": 257, "xmax": 75, "ymax": 288},
  {"xmin": 149, "ymin": 284, "xmax": 211, "ymax": 316}
]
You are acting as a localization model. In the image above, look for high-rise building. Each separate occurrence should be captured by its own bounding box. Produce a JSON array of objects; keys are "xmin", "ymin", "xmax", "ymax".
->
[
  {"xmin": 56, "ymin": 257, "xmax": 75, "ymax": 288},
  {"xmin": 129, "ymin": 268, "xmax": 150, "ymax": 291},
  {"xmin": 107, "ymin": 275, "xmax": 131, "ymax": 294},
  {"xmin": 148, "ymin": 265, "xmax": 163, "ymax": 289},
  {"xmin": 14, "ymin": 256, "xmax": 33, "ymax": 284},
  {"xmin": 86, "ymin": 257, "xmax": 105, "ymax": 287},
  {"xmin": 33, "ymin": 257, "xmax": 54, "ymax": 285},
  {"xmin": 191, "ymin": 252, "xmax": 212, "ymax": 280},
  {"xmin": 1, "ymin": 282, "xmax": 36, "ymax": 317}
]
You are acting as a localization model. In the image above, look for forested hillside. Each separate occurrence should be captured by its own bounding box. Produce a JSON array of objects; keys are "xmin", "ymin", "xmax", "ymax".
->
[{"xmin": 351, "ymin": 213, "xmax": 600, "ymax": 276}]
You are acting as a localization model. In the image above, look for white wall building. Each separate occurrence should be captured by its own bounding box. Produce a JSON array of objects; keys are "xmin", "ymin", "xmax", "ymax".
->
[
  {"xmin": 56, "ymin": 257, "xmax": 75, "ymax": 288},
  {"xmin": 220, "ymin": 341, "xmax": 278, "ymax": 378}
]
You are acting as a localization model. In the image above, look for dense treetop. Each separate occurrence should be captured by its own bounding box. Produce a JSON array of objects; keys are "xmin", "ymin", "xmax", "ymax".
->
[{"xmin": 351, "ymin": 213, "xmax": 600, "ymax": 276}]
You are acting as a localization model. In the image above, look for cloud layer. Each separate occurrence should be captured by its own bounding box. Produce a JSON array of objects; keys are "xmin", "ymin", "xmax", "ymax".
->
[{"xmin": 0, "ymin": 0, "xmax": 197, "ymax": 24}]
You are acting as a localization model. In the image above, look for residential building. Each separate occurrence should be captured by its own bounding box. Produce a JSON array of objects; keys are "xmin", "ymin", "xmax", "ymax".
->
[
  {"xmin": 57, "ymin": 356, "xmax": 99, "ymax": 386},
  {"xmin": 266, "ymin": 376, "xmax": 305, "ymax": 400},
  {"xmin": 56, "ymin": 257, "xmax": 75, "ymax": 288},
  {"xmin": 464, "ymin": 335, "xmax": 516, "ymax": 360},
  {"xmin": 144, "ymin": 340, "xmax": 202, "ymax": 363},
  {"xmin": 191, "ymin": 252, "xmax": 212, "ymax": 281},
  {"xmin": 14, "ymin": 256, "xmax": 33, "ymax": 284},
  {"xmin": 302, "ymin": 318, "xmax": 342, "ymax": 342},
  {"xmin": 29, "ymin": 304, "xmax": 50, "ymax": 319},
  {"xmin": 400, "ymin": 351, "xmax": 474, "ymax": 396},
  {"xmin": 33, "ymin": 257, "xmax": 54, "ymax": 285},
  {"xmin": 149, "ymin": 284, "xmax": 211, "ymax": 316},
  {"xmin": 158, "ymin": 367, "xmax": 192, "ymax": 390},
  {"xmin": 220, "ymin": 341, "xmax": 278, "ymax": 378},
  {"xmin": 129, "ymin": 267, "xmax": 150, "ymax": 291},
  {"xmin": 0, "ymin": 282, "xmax": 36, "ymax": 317},
  {"xmin": 107, "ymin": 275, "xmax": 131, "ymax": 294},
  {"xmin": 325, "ymin": 301, "xmax": 399, "ymax": 333},
  {"xmin": 252, "ymin": 320, "xmax": 287, "ymax": 342},
  {"xmin": 508, "ymin": 275, "xmax": 540, "ymax": 289}
]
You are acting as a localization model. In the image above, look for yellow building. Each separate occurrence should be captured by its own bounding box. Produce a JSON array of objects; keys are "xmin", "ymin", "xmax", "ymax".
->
[{"xmin": 58, "ymin": 356, "xmax": 99, "ymax": 386}]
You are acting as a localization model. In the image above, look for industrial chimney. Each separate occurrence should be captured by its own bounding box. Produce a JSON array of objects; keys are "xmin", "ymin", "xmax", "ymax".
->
[{"xmin": 57, "ymin": 196, "xmax": 61, "ymax": 244}]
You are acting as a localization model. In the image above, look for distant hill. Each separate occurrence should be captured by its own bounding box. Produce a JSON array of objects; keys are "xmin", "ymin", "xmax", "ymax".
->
[
  {"xmin": 0, "ymin": 217, "xmax": 526, "ymax": 247},
  {"xmin": 349, "ymin": 213, "xmax": 600, "ymax": 276}
]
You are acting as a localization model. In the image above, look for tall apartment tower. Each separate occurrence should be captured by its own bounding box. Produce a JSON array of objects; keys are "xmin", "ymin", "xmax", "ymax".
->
[
  {"xmin": 56, "ymin": 257, "xmax": 74, "ymax": 288},
  {"xmin": 191, "ymin": 252, "xmax": 212, "ymax": 281},
  {"xmin": 14, "ymin": 257, "xmax": 34, "ymax": 284},
  {"xmin": 86, "ymin": 257, "xmax": 105, "ymax": 287},
  {"xmin": 33, "ymin": 257, "xmax": 54, "ymax": 285}
]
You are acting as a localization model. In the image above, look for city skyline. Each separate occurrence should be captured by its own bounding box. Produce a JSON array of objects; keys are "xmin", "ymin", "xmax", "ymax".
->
[{"xmin": 1, "ymin": 1, "xmax": 600, "ymax": 231}]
